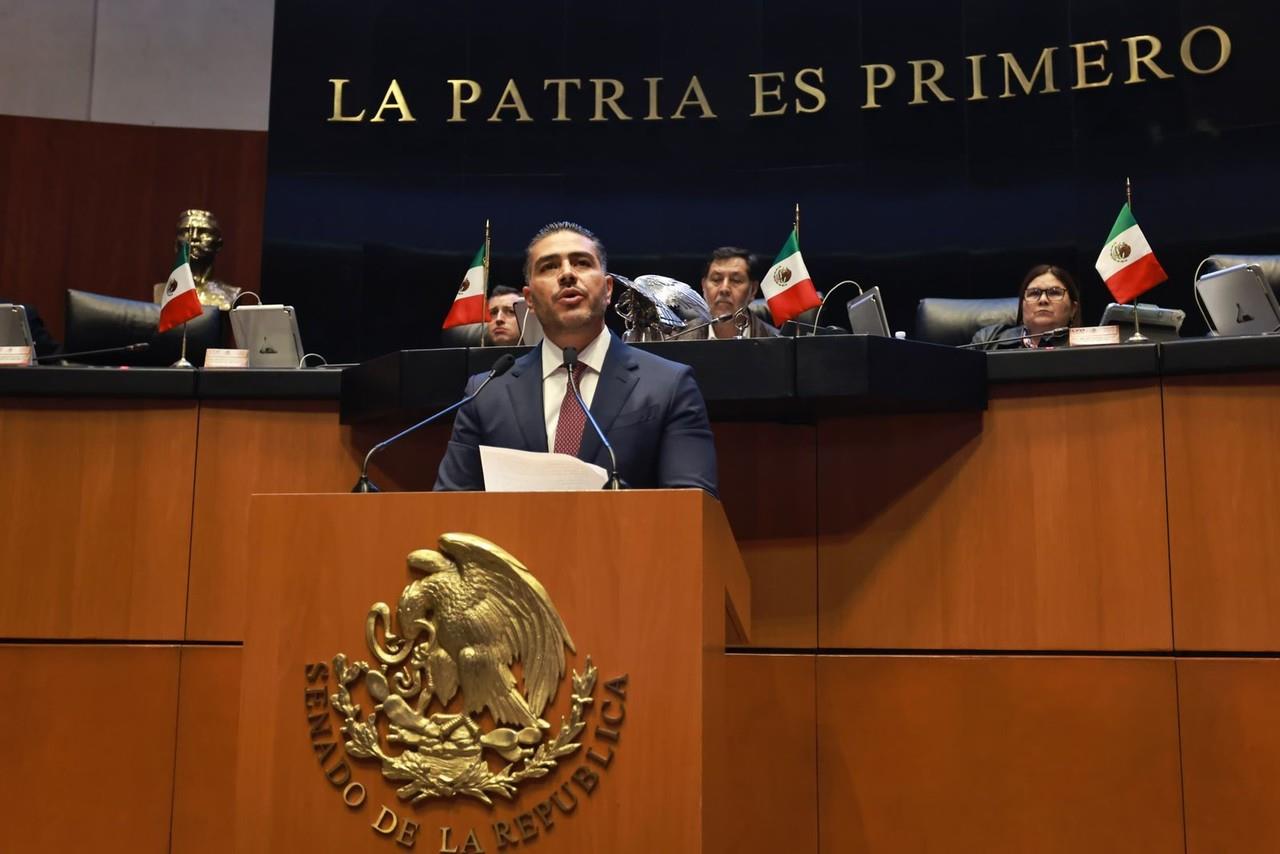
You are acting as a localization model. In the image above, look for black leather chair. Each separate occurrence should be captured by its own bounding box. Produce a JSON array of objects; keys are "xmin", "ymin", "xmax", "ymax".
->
[
  {"xmin": 1200, "ymin": 254, "xmax": 1280, "ymax": 289},
  {"xmin": 64, "ymin": 289, "xmax": 222, "ymax": 366},
  {"xmin": 915, "ymin": 297, "xmax": 1019, "ymax": 346}
]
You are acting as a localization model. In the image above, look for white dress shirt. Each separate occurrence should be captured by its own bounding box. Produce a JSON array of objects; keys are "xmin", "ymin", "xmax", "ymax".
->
[{"xmin": 540, "ymin": 328, "xmax": 610, "ymax": 452}]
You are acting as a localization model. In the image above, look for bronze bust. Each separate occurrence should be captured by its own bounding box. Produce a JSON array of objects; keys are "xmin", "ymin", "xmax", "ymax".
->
[{"xmin": 153, "ymin": 210, "xmax": 242, "ymax": 310}]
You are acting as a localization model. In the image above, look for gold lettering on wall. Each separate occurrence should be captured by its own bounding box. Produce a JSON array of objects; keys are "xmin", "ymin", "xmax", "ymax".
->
[
  {"xmin": 908, "ymin": 59, "xmax": 954, "ymax": 105},
  {"xmin": 862, "ymin": 63, "xmax": 896, "ymax": 109},
  {"xmin": 322, "ymin": 24, "xmax": 1234, "ymax": 125},
  {"xmin": 544, "ymin": 78, "xmax": 583, "ymax": 121},
  {"xmin": 488, "ymin": 79, "xmax": 533, "ymax": 122},
  {"xmin": 795, "ymin": 67, "xmax": 827, "ymax": 113},
  {"xmin": 328, "ymin": 79, "xmax": 366, "ymax": 122},
  {"xmin": 370, "ymin": 79, "xmax": 415, "ymax": 122},
  {"xmin": 749, "ymin": 71, "xmax": 788, "ymax": 116},
  {"xmin": 1181, "ymin": 24, "xmax": 1231, "ymax": 75},
  {"xmin": 966, "ymin": 55, "xmax": 989, "ymax": 101},
  {"xmin": 999, "ymin": 48, "xmax": 1059, "ymax": 98},
  {"xmin": 447, "ymin": 79, "xmax": 482, "ymax": 122},
  {"xmin": 1071, "ymin": 40, "xmax": 1113, "ymax": 89},
  {"xmin": 591, "ymin": 78, "xmax": 632, "ymax": 121},
  {"xmin": 643, "ymin": 77, "xmax": 663, "ymax": 120},
  {"xmin": 1122, "ymin": 35, "xmax": 1174, "ymax": 84},
  {"xmin": 671, "ymin": 75, "xmax": 716, "ymax": 119}
]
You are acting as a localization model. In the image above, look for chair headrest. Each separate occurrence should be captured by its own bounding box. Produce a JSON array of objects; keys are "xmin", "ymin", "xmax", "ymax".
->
[
  {"xmin": 64, "ymin": 289, "xmax": 222, "ymax": 365},
  {"xmin": 1202, "ymin": 255, "xmax": 1280, "ymax": 290},
  {"xmin": 439, "ymin": 323, "xmax": 486, "ymax": 347},
  {"xmin": 916, "ymin": 297, "xmax": 1019, "ymax": 346}
]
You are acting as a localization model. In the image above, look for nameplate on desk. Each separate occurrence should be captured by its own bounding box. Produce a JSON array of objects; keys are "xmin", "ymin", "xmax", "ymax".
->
[
  {"xmin": 0, "ymin": 345, "xmax": 33, "ymax": 366},
  {"xmin": 1069, "ymin": 326, "xmax": 1121, "ymax": 347},
  {"xmin": 204, "ymin": 348, "xmax": 250, "ymax": 368}
]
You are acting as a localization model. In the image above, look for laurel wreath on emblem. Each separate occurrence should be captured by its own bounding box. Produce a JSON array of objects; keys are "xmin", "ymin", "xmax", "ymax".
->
[
  {"xmin": 458, "ymin": 278, "xmax": 471, "ymax": 294},
  {"xmin": 1109, "ymin": 241, "xmax": 1132, "ymax": 263},
  {"xmin": 329, "ymin": 534, "xmax": 596, "ymax": 805},
  {"xmin": 773, "ymin": 267, "xmax": 792, "ymax": 285}
]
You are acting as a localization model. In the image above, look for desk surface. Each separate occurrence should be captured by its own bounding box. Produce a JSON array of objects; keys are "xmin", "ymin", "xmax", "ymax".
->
[{"xmin": 4, "ymin": 334, "xmax": 1280, "ymax": 408}]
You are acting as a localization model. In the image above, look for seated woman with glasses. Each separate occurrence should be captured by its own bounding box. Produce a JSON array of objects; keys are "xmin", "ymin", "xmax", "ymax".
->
[{"xmin": 970, "ymin": 264, "xmax": 1082, "ymax": 350}]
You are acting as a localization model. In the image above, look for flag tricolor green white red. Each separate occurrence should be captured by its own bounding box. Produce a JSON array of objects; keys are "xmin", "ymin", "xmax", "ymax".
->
[
  {"xmin": 158, "ymin": 242, "xmax": 203, "ymax": 333},
  {"xmin": 1094, "ymin": 203, "xmax": 1167, "ymax": 303},
  {"xmin": 443, "ymin": 245, "xmax": 487, "ymax": 329},
  {"xmin": 761, "ymin": 228, "xmax": 821, "ymax": 326}
]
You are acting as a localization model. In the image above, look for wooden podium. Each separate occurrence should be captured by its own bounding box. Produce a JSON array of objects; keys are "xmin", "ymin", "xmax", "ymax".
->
[{"xmin": 236, "ymin": 489, "xmax": 751, "ymax": 853}]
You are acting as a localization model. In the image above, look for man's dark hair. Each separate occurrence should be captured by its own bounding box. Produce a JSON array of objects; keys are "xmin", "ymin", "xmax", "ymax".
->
[
  {"xmin": 704, "ymin": 246, "xmax": 757, "ymax": 281},
  {"xmin": 524, "ymin": 221, "xmax": 607, "ymax": 281},
  {"xmin": 488, "ymin": 284, "xmax": 521, "ymax": 299}
]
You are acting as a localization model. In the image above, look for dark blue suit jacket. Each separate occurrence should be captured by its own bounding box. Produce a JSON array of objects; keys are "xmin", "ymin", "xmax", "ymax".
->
[{"xmin": 434, "ymin": 335, "xmax": 718, "ymax": 496}]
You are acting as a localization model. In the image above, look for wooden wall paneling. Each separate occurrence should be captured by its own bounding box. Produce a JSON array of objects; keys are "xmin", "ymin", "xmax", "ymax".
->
[
  {"xmin": 1179, "ymin": 657, "xmax": 1280, "ymax": 854},
  {"xmin": 0, "ymin": 398, "xmax": 196, "ymax": 639},
  {"xmin": 714, "ymin": 422, "xmax": 817, "ymax": 647},
  {"xmin": 1164, "ymin": 373, "xmax": 1280, "ymax": 650},
  {"xmin": 359, "ymin": 420, "xmax": 454, "ymax": 494},
  {"xmin": 186, "ymin": 401, "xmax": 365, "ymax": 641},
  {"xmin": 816, "ymin": 655, "xmax": 1184, "ymax": 854},
  {"xmin": 0, "ymin": 643, "xmax": 181, "ymax": 853},
  {"xmin": 0, "ymin": 115, "xmax": 267, "ymax": 337},
  {"xmin": 818, "ymin": 381, "xmax": 1172, "ymax": 650},
  {"xmin": 706, "ymin": 653, "xmax": 817, "ymax": 854},
  {"xmin": 171, "ymin": 645, "xmax": 243, "ymax": 854}
]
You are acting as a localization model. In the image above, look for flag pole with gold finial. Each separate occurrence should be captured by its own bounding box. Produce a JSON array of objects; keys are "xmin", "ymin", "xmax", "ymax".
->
[
  {"xmin": 1125, "ymin": 177, "xmax": 1147, "ymax": 343},
  {"xmin": 794, "ymin": 203, "xmax": 800, "ymax": 242}
]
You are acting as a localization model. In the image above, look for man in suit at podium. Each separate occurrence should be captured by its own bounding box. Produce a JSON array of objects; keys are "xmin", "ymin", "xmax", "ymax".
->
[{"xmin": 434, "ymin": 221, "xmax": 718, "ymax": 496}]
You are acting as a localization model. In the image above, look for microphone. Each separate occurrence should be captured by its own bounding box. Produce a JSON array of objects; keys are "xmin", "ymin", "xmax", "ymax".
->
[
  {"xmin": 674, "ymin": 307, "xmax": 748, "ymax": 340},
  {"xmin": 35, "ymin": 342, "xmax": 151, "ymax": 363},
  {"xmin": 561, "ymin": 347, "xmax": 620, "ymax": 490},
  {"xmin": 352, "ymin": 353, "xmax": 516, "ymax": 493},
  {"xmin": 959, "ymin": 326, "xmax": 1070, "ymax": 350}
]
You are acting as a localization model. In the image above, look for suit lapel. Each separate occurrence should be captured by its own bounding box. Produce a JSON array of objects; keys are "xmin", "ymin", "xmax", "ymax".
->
[
  {"xmin": 579, "ymin": 335, "xmax": 640, "ymax": 463},
  {"xmin": 506, "ymin": 348, "xmax": 547, "ymax": 452}
]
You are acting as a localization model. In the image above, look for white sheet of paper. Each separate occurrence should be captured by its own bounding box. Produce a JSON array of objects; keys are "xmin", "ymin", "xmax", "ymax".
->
[
  {"xmin": 480, "ymin": 445, "xmax": 608, "ymax": 492},
  {"xmin": 204, "ymin": 348, "xmax": 250, "ymax": 368},
  {"xmin": 0, "ymin": 345, "xmax": 33, "ymax": 366}
]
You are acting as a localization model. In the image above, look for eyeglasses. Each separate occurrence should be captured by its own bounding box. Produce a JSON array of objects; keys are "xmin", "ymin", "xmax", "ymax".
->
[{"xmin": 1023, "ymin": 286, "xmax": 1069, "ymax": 302}]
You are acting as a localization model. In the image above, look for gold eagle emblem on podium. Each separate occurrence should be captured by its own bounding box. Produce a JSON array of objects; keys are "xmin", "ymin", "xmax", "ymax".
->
[{"xmin": 330, "ymin": 533, "xmax": 597, "ymax": 805}]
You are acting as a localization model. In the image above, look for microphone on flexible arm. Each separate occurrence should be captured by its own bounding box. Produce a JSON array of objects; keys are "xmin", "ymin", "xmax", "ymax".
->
[
  {"xmin": 672, "ymin": 306, "xmax": 749, "ymax": 340},
  {"xmin": 561, "ymin": 347, "xmax": 621, "ymax": 490},
  {"xmin": 351, "ymin": 353, "xmax": 516, "ymax": 493},
  {"xmin": 958, "ymin": 326, "xmax": 1070, "ymax": 350},
  {"xmin": 35, "ymin": 342, "xmax": 151, "ymax": 363}
]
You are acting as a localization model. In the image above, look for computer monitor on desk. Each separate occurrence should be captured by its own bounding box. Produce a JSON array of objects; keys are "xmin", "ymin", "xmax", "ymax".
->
[
  {"xmin": 0, "ymin": 304, "xmax": 34, "ymax": 352},
  {"xmin": 1099, "ymin": 303, "xmax": 1185, "ymax": 342},
  {"xmin": 1195, "ymin": 263, "xmax": 1280, "ymax": 336}
]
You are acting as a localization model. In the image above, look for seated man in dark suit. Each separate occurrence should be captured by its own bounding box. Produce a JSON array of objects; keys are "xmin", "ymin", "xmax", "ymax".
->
[
  {"xmin": 674, "ymin": 246, "xmax": 778, "ymax": 340},
  {"xmin": 434, "ymin": 222, "xmax": 718, "ymax": 496}
]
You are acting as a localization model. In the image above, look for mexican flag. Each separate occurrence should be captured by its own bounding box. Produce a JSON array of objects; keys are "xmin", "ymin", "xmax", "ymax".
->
[
  {"xmin": 158, "ymin": 242, "xmax": 203, "ymax": 333},
  {"xmin": 761, "ymin": 228, "xmax": 821, "ymax": 326},
  {"xmin": 443, "ymin": 245, "xmax": 487, "ymax": 329},
  {"xmin": 1094, "ymin": 203, "xmax": 1167, "ymax": 303}
]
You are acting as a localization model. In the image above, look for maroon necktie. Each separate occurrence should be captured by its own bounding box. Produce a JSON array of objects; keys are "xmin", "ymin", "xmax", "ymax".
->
[{"xmin": 552, "ymin": 362, "xmax": 589, "ymax": 455}]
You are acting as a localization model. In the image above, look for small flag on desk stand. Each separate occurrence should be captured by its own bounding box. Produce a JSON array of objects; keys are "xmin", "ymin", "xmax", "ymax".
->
[
  {"xmin": 443, "ymin": 223, "xmax": 489, "ymax": 330},
  {"xmin": 159, "ymin": 240, "xmax": 204, "ymax": 366},
  {"xmin": 761, "ymin": 205, "xmax": 822, "ymax": 327},
  {"xmin": 1094, "ymin": 179, "xmax": 1168, "ymax": 342}
]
